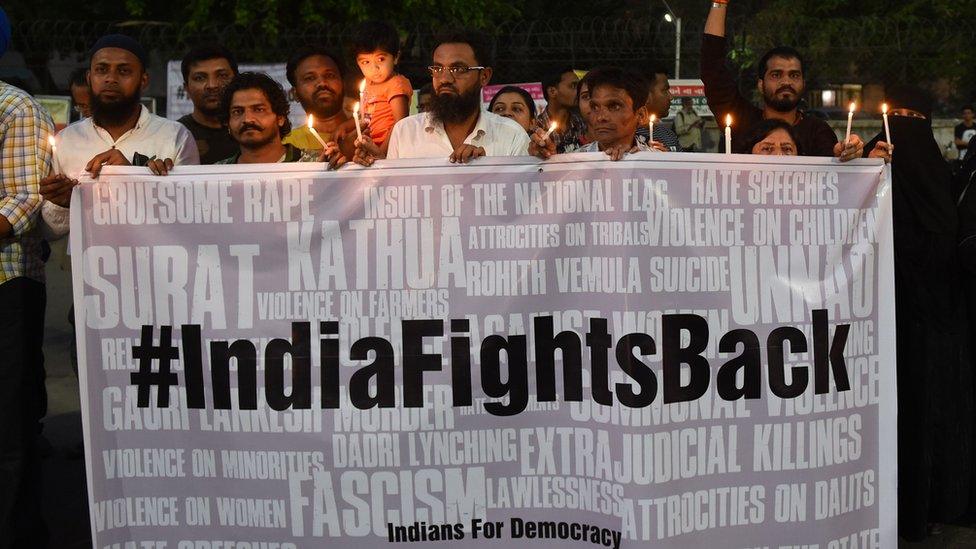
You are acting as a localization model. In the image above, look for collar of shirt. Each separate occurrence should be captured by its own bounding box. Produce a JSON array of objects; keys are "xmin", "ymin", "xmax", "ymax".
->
[
  {"xmin": 580, "ymin": 135, "xmax": 651, "ymax": 153},
  {"xmin": 422, "ymin": 111, "xmax": 489, "ymax": 145}
]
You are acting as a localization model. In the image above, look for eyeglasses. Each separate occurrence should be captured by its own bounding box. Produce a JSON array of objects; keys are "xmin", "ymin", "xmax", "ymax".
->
[{"xmin": 427, "ymin": 65, "xmax": 486, "ymax": 77}]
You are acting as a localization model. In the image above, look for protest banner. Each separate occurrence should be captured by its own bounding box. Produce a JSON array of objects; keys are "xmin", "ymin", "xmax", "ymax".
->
[{"xmin": 70, "ymin": 154, "xmax": 895, "ymax": 548}]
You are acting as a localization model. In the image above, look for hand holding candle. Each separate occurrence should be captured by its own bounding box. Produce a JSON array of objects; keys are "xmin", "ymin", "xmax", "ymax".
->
[
  {"xmin": 882, "ymin": 103, "xmax": 892, "ymax": 146},
  {"xmin": 543, "ymin": 121, "xmax": 558, "ymax": 140},
  {"xmin": 353, "ymin": 102, "xmax": 363, "ymax": 140},
  {"xmin": 725, "ymin": 114, "xmax": 733, "ymax": 155},
  {"xmin": 306, "ymin": 114, "xmax": 328, "ymax": 149},
  {"xmin": 845, "ymin": 102, "xmax": 855, "ymax": 144}
]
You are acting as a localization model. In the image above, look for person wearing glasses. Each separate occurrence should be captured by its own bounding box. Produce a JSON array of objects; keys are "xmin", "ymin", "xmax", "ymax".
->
[
  {"xmin": 68, "ymin": 67, "xmax": 92, "ymax": 120},
  {"xmin": 353, "ymin": 30, "xmax": 530, "ymax": 165}
]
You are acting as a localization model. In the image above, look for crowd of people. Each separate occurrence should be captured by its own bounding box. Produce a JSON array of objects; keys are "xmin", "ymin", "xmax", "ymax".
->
[{"xmin": 2, "ymin": 0, "xmax": 976, "ymax": 545}]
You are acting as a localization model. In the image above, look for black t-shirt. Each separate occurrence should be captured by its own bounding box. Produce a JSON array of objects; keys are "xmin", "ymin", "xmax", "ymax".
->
[
  {"xmin": 955, "ymin": 122, "xmax": 976, "ymax": 154},
  {"xmin": 701, "ymin": 34, "xmax": 838, "ymax": 156},
  {"xmin": 178, "ymin": 114, "xmax": 239, "ymax": 165}
]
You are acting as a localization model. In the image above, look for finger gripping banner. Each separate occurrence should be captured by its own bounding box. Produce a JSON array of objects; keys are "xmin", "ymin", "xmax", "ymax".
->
[{"xmin": 70, "ymin": 154, "xmax": 896, "ymax": 549}]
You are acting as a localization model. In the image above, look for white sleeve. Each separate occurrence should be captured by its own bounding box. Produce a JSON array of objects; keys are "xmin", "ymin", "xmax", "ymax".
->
[
  {"xmin": 510, "ymin": 127, "xmax": 531, "ymax": 156},
  {"xmin": 40, "ymin": 200, "xmax": 70, "ymax": 240},
  {"xmin": 173, "ymin": 125, "xmax": 200, "ymax": 165},
  {"xmin": 386, "ymin": 120, "xmax": 402, "ymax": 159}
]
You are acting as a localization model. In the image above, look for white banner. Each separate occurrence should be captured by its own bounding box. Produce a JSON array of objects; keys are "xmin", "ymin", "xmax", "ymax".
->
[{"xmin": 70, "ymin": 154, "xmax": 895, "ymax": 548}]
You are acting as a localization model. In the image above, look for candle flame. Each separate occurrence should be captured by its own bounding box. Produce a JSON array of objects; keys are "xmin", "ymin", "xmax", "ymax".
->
[
  {"xmin": 849, "ymin": 102, "xmax": 856, "ymax": 113},
  {"xmin": 882, "ymin": 103, "xmax": 888, "ymax": 114},
  {"xmin": 307, "ymin": 114, "xmax": 315, "ymax": 128},
  {"xmin": 359, "ymin": 80, "xmax": 366, "ymax": 93},
  {"xmin": 549, "ymin": 121, "xmax": 557, "ymax": 131},
  {"xmin": 48, "ymin": 135, "xmax": 56, "ymax": 148},
  {"xmin": 650, "ymin": 114, "xmax": 657, "ymax": 123},
  {"xmin": 353, "ymin": 101, "xmax": 360, "ymax": 114},
  {"xmin": 725, "ymin": 114, "xmax": 732, "ymax": 127}
]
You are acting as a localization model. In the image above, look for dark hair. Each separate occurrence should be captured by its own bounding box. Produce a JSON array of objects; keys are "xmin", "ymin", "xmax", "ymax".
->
[
  {"xmin": 350, "ymin": 20, "xmax": 400, "ymax": 57},
  {"xmin": 758, "ymin": 46, "xmax": 804, "ymax": 79},
  {"xmin": 542, "ymin": 68, "xmax": 575, "ymax": 101},
  {"xmin": 582, "ymin": 66, "xmax": 649, "ymax": 112},
  {"xmin": 219, "ymin": 72, "xmax": 291, "ymax": 137},
  {"xmin": 964, "ymin": 104, "xmax": 974, "ymax": 112},
  {"xmin": 69, "ymin": 67, "xmax": 89, "ymax": 89},
  {"xmin": 432, "ymin": 28, "xmax": 493, "ymax": 67},
  {"xmin": 738, "ymin": 119, "xmax": 799, "ymax": 154},
  {"xmin": 646, "ymin": 63, "xmax": 669, "ymax": 79},
  {"xmin": 285, "ymin": 46, "xmax": 345, "ymax": 86},
  {"xmin": 181, "ymin": 44, "xmax": 239, "ymax": 82},
  {"xmin": 419, "ymin": 82, "xmax": 433, "ymax": 96},
  {"xmin": 488, "ymin": 85, "xmax": 537, "ymax": 120}
]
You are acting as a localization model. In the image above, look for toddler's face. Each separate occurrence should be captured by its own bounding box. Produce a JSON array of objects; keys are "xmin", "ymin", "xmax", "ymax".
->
[{"xmin": 357, "ymin": 50, "xmax": 396, "ymax": 84}]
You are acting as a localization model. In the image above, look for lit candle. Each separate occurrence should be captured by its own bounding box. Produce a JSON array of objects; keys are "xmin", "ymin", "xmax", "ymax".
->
[
  {"xmin": 882, "ymin": 103, "xmax": 892, "ymax": 146},
  {"xmin": 725, "ymin": 114, "xmax": 732, "ymax": 155},
  {"xmin": 353, "ymin": 102, "xmax": 363, "ymax": 140},
  {"xmin": 845, "ymin": 102, "xmax": 855, "ymax": 144},
  {"xmin": 358, "ymin": 80, "xmax": 367, "ymax": 113},
  {"xmin": 543, "ymin": 121, "xmax": 558, "ymax": 140},
  {"xmin": 649, "ymin": 114, "xmax": 657, "ymax": 152},
  {"xmin": 48, "ymin": 135, "xmax": 57, "ymax": 155},
  {"xmin": 306, "ymin": 114, "xmax": 328, "ymax": 149}
]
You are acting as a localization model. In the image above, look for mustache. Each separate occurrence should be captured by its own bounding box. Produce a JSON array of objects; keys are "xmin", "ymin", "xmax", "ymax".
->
[
  {"xmin": 437, "ymin": 84, "xmax": 459, "ymax": 94},
  {"xmin": 238, "ymin": 123, "xmax": 263, "ymax": 133},
  {"xmin": 776, "ymin": 86, "xmax": 797, "ymax": 94}
]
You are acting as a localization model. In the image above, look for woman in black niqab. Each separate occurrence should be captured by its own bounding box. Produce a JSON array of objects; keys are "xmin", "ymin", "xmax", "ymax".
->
[{"xmin": 865, "ymin": 85, "xmax": 972, "ymax": 541}]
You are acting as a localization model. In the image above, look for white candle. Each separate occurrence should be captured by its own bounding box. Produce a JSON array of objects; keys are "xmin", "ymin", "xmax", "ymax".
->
[
  {"xmin": 725, "ymin": 114, "xmax": 732, "ymax": 155},
  {"xmin": 358, "ymin": 80, "xmax": 367, "ymax": 113},
  {"xmin": 353, "ymin": 102, "xmax": 363, "ymax": 140},
  {"xmin": 845, "ymin": 102, "xmax": 855, "ymax": 144},
  {"xmin": 882, "ymin": 103, "xmax": 892, "ymax": 146},
  {"xmin": 543, "ymin": 121, "xmax": 558, "ymax": 140},
  {"xmin": 48, "ymin": 135, "xmax": 57, "ymax": 156},
  {"xmin": 648, "ymin": 114, "xmax": 656, "ymax": 152},
  {"xmin": 306, "ymin": 114, "xmax": 328, "ymax": 149}
]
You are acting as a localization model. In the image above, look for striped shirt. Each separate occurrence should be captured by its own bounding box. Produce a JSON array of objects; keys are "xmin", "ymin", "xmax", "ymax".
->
[{"xmin": 0, "ymin": 81, "xmax": 53, "ymax": 285}]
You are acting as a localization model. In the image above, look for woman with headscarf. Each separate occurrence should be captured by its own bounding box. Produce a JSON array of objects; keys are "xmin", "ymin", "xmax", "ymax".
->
[{"xmin": 863, "ymin": 85, "xmax": 972, "ymax": 541}]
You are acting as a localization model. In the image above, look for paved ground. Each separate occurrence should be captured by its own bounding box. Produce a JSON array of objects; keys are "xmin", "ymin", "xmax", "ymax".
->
[{"xmin": 31, "ymin": 240, "xmax": 976, "ymax": 548}]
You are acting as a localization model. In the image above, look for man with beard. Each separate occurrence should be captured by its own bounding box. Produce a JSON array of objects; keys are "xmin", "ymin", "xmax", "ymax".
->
[
  {"xmin": 532, "ymin": 67, "xmax": 653, "ymax": 161},
  {"xmin": 215, "ymin": 72, "xmax": 344, "ymax": 167},
  {"xmin": 39, "ymin": 34, "xmax": 198, "ymax": 238},
  {"xmin": 283, "ymin": 46, "xmax": 352, "ymax": 159},
  {"xmin": 178, "ymin": 44, "xmax": 239, "ymax": 164},
  {"xmin": 702, "ymin": 0, "xmax": 862, "ymax": 160},
  {"xmin": 357, "ymin": 30, "xmax": 529, "ymax": 164}
]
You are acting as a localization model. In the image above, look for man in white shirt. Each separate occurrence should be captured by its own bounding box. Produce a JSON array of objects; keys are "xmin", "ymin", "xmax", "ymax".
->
[
  {"xmin": 353, "ymin": 30, "xmax": 529, "ymax": 165},
  {"xmin": 39, "ymin": 34, "xmax": 199, "ymax": 237}
]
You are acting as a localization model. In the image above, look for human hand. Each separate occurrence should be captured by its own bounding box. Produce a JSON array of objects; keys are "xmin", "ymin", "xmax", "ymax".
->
[
  {"xmin": 147, "ymin": 158, "xmax": 174, "ymax": 176},
  {"xmin": 449, "ymin": 144, "xmax": 486, "ymax": 164},
  {"xmin": 85, "ymin": 148, "xmax": 131, "ymax": 178},
  {"xmin": 40, "ymin": 173, "xmax": 78, "ymax": 208},
  {"xmin": 834, "ymin": 134, "xmax": 864, "ymax": 163},
  {"xmin": 868, "ymin": 141, "xmax": 893, "ymax": 163},
  {"xmin": 528, "ymin": 128, "xmax": 557, "ymax": 160}
]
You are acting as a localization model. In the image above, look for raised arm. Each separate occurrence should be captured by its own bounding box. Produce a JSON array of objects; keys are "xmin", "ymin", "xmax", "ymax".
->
[{"xmin": 704, "ymin": 0, "xmax": 728, "ymax": 37}]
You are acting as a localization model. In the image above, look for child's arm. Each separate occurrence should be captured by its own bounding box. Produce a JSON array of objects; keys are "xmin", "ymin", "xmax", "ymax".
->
[{"xmin": 389, "ymin": 95, "xmax": 410, "ymax": 124}]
